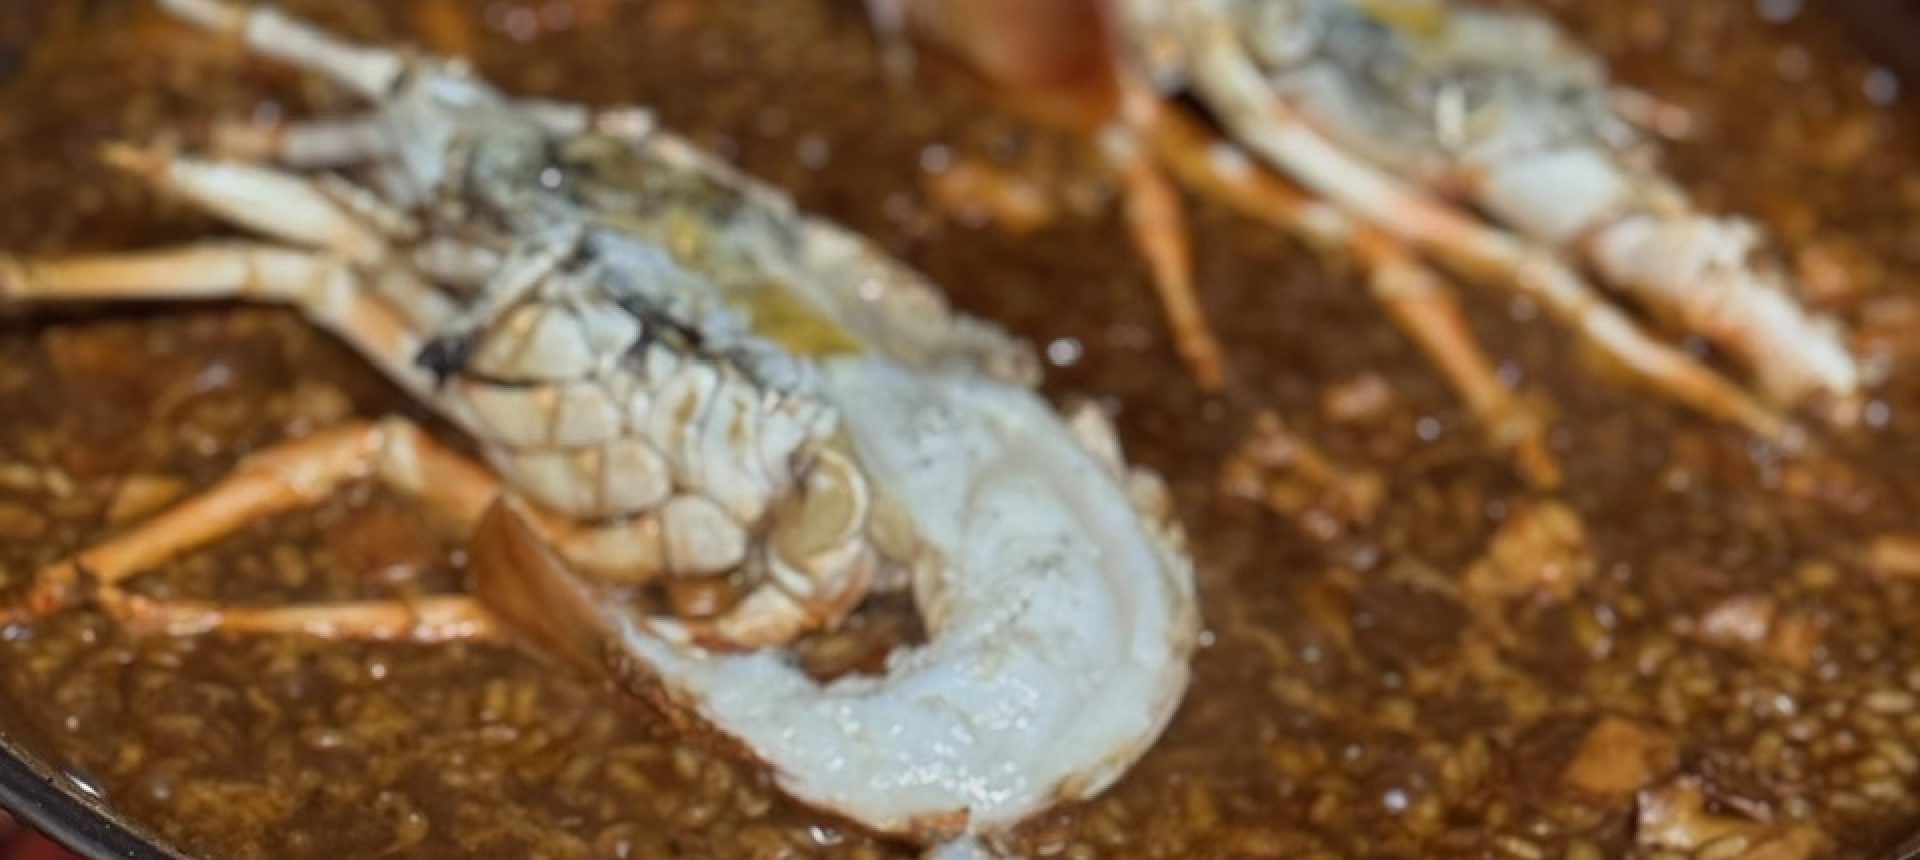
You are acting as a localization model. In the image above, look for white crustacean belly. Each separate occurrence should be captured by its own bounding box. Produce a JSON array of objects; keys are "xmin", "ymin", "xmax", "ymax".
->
[{"xmin": 603, "ymin": 355, "xmax": 1199, "ymax": 842}]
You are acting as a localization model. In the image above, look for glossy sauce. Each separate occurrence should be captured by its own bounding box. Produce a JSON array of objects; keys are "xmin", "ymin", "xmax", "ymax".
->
[{"xmin": 1, "ymin": 1, "xmax": 1919, "ymax": 857}]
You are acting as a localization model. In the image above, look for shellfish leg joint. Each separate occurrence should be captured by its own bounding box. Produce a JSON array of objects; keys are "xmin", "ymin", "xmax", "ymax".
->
[{"xmin": 2, "ymin": 0, "xmax": 1202, "ymax": 850}]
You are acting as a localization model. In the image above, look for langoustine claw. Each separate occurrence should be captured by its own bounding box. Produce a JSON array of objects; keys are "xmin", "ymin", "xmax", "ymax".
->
[{"xmin": 0, "ymin": 0, "xmax": 1200, "ymax": 850}]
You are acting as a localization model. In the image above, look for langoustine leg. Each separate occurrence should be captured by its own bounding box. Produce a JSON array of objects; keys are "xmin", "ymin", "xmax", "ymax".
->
[
  {"xmin": 34, "ymin": 418, "xmax": 504, "ymax": 642},
  {"xmin": 1125, "ymin": 85, "xmax": 1560, "ymax": 486}
]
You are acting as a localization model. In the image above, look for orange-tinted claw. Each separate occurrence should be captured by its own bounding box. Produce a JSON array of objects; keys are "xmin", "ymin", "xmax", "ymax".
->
[
  {"xmin": 875, "ymin": 0, "xmax": 1121, "ymax": 128},
  {"xmin": 469, "ymin": 499, "xmax": 619, "ymax": 677}
]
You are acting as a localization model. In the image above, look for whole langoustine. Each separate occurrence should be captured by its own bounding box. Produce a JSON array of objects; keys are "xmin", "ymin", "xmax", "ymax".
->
[{"xmin": 0, "ymin": 0, "xmax": 1199, "ymax": 852}]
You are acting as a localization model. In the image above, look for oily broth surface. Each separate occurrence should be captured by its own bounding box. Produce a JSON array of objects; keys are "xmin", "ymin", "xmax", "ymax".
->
[{"xmin": 1, "ymin": 0, "xmax": 1919, "ymax": 857}]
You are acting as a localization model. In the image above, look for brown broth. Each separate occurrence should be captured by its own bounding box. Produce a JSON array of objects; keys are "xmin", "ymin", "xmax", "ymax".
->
[{"xmin": 2, "ymin": 0, "xmax": 1920, "ymax": 857}]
